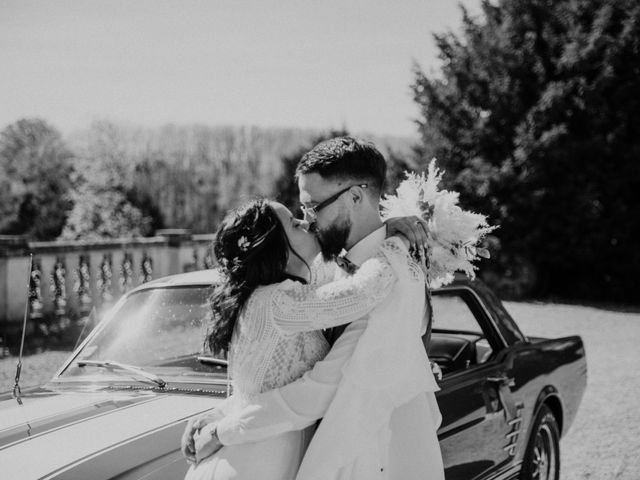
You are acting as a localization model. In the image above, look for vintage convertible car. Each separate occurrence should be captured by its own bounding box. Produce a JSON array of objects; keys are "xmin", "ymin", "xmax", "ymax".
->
[{"xmin": 0, "ymin": 270, "xmax": 586, "ymax": 480}]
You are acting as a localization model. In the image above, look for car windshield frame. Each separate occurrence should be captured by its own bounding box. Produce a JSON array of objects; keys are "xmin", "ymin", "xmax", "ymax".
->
[{"xmin": 52, "ymin": 284, "xmax": 228, "ymax": 387}]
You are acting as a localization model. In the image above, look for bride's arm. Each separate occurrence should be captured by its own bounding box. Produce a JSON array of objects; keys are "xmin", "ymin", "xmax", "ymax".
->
[
  {"xmin": 213, "ymin": 318, "xmax": 367, "ymax": 446},
  {"xmin": 271, "ymin": 238, "xmax": 402, "ymax": 333}
]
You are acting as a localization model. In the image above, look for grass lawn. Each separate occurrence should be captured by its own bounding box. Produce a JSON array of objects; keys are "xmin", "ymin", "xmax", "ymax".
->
[{"xmin": 1, "ymin": 300, "xmax": 638, "ymax": 479}]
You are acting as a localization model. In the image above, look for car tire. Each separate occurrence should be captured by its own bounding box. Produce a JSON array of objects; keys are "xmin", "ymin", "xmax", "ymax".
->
[{"xmin": 520, "ymin": 404, "xmax": 560, "ymax": 480}]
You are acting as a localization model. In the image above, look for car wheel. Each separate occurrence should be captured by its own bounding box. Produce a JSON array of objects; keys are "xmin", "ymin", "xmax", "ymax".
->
[{"xmin": 520, "ymin": 404, "xmax": 560, "ymax": 480}]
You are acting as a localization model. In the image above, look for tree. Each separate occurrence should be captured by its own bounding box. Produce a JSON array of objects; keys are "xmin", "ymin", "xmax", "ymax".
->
[
  {"xmin": 60, "ymin": 185, "xmax": 153, "ymax": 240},
  {"xmin": 413, "ymin": 0, "xmax": 640, "ymax": 302},
  {"xmin": 0, "ymin": 119, "xmax": 75, "ymax": 240},
  {"xmin": 60, "ymin": 121, "xmax": 156, "ymax": 240},
  {"xmin": 384, "ymin": 147, "xmax": 420, "ymax": 195}
]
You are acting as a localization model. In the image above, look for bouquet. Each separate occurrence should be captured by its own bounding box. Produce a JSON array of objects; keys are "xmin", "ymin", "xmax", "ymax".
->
[{"xmin": 380, "ymin": 160, "xmax": 496, "ymax": 288}]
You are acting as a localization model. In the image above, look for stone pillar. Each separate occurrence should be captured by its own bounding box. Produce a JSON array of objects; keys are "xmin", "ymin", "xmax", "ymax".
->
[
  {"xmin": 0, "ymin": 236, "xmax": 30, "ymax": 336},
  {"xmin": 156, "ymin": 229, "xmax": 192, "ymax": 276}
]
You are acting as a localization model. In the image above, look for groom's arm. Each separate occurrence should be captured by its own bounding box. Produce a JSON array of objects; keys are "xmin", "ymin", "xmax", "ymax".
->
[{"xmin": 214, "ymin": 318, "xmax": 367, "ymax": 445}]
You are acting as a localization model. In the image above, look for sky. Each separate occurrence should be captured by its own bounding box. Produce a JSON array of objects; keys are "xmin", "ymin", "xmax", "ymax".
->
[{"xmin": 0, "ymin": 0, "xmax": 480, "ymax": 138}]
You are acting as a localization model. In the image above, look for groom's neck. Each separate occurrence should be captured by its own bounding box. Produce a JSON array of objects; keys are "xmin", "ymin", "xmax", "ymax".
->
[{"xmin": 345, "ymin": 210, "xmax": 384, "ymax": 251}]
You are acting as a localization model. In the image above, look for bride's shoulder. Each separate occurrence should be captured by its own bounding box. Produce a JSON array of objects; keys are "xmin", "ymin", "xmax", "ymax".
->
[{"xmin": 255, "ymin": 279, "xmax": 306, "ymax": 304}]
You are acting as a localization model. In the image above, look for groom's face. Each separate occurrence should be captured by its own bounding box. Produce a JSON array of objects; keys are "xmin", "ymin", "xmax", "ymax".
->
[{"xmin": 298, "ymin": 173, "xmax": 353, "ymax": 261}]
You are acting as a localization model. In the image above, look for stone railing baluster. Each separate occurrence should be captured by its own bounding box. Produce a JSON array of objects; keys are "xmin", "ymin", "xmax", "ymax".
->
[
  {"xmin": 98, "ymin": 253, "xmax": 114, "ymax": 305},
  {"xmin": 141, "ymin": 252, "xmax": 153, "ymax": 284},
  {"xmin": 29, "ymin": 257, "xmax": 44, "ymax": 320},
  {"xmin": 120, "ymin": 252, "xmax": 134, "ymax": 293},
  {"xmin": 51, "ymin": 257, "xmax": 67, "ymax": 317},
  {"xmin": 75, "ymin": 254, "xmax": 93, "ymax": 316}
]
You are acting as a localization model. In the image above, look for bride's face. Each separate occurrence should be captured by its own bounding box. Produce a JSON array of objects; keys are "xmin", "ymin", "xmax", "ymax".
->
[{"xmin": 270, "ymin": 202, "xmax": 321, "ymax": 266}]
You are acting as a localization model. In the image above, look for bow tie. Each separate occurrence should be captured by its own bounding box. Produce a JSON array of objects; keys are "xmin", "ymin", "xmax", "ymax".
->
[{"xmin": 335, "ymin": 254, "xmax": 358, "ymax": 275}]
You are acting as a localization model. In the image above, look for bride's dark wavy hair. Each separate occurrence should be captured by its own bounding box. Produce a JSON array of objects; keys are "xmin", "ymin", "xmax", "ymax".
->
[{"xmin": 206, "ymin": 199, "xmax": 304, "ymax": 356}]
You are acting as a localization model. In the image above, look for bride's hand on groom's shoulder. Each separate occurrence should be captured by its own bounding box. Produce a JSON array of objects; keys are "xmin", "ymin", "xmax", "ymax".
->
[
  {"xmin": 385, "ymin": 216, "xmax": 430, "ymax": 262},
  {"xmin": 385, "ymin": 216, "xmax": 429, "ymax": 253}
]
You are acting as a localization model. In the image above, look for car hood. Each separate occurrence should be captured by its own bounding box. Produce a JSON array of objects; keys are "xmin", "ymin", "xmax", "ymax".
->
[{"xmin": 0, "ymin": 385, "xmax": 226, "ymax": 479}]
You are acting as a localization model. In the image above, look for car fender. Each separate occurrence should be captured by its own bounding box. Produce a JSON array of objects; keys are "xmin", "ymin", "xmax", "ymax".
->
[{"xmin": 523, "ymin": 385, "xmax": 563, "ymax": 448}]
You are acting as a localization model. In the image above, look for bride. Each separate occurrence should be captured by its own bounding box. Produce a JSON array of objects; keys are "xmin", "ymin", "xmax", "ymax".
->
[{"xmin": 182, "ymin": 198, "xmax": 412, "ymax": 480}]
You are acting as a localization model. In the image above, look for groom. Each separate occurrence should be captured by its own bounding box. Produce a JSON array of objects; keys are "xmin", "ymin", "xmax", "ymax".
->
[{"xmin": 183, "ymin": 136, "xmax": 444, "ymax": 478}]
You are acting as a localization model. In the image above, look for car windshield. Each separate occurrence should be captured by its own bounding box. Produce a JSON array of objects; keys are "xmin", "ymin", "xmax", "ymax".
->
[{"xmin": 58, "ymin": 286, "xmax": 227, "ymax": 385}]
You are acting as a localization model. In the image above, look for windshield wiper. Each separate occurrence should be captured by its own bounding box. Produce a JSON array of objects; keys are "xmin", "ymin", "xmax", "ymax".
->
[
  {"xmin": 197, "ymin": 355, "xmax": 228, "ymax": 367},
  {"xmin": 76, "ymin": 360, "xmax": 166, "ymax": 388}
]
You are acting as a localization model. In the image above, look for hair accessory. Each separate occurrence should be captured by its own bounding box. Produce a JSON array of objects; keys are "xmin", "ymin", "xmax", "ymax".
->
[
  {"xmin": 237, "ymin": 236, "xmax": 250, "ymax": 251},
  {"xmin": 242, "ymin": 224, "xmax": 276, "ymax": 253},
  {"xmin": 219, "ymin": 223, "xmax": 278, "ymax": 273}
]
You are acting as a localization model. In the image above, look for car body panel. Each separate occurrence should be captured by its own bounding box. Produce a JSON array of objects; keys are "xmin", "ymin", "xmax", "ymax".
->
[
  {"xmin": 0, "ymin": 388, "xmax": 223, "ymax": 479},
  {"xmin": 0, "ymin": 270, "xmax": 587, "ymax": 480},
  {"xmin": 431, "ymin": 283, "xmax": 587, "ymax": 479},
  {"xmin": 436, "ymin": 361, "xmax": 515, "ymax": 479}
]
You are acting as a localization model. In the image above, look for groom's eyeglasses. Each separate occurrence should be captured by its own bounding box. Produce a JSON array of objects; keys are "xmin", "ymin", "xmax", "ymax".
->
[{"xmin": 300, "ymin": 184, "xmax": 368, "ymax": 222}]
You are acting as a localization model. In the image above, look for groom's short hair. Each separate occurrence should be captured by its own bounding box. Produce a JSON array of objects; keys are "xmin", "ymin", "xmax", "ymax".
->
[{"xmin": 296, "ymin": 136, "xmax": 387, "ymax": 196}]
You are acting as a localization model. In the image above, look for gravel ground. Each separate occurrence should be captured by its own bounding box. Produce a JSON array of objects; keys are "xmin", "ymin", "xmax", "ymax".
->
[
  {"xmin": 0, "ymin": 350, "xmax": 70, "ymax": 392},
  {"xmin": 504, "ymin": 301, "xmax": 640, "ymax": 480},
  {"xmin": 1, "ymin": 301, "xmax": 639, "ymax": 478}
]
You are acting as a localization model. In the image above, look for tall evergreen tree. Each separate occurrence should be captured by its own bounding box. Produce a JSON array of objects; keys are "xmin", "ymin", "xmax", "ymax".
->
[{"xmin": 413, "ymin": 0, "xmax": 640, "ymax": 302}]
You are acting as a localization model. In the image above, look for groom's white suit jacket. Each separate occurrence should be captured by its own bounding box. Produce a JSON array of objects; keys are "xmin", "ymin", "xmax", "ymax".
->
[{"xmin": 215, "ymin": 226, "xmax": 444, "ymax": 479}]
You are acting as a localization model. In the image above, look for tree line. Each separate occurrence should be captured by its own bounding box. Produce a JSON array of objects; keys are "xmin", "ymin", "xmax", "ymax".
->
[
  {"xmin": 2, "ymin": 0, "xmax": 638, "ymax": 304},
  {"xmin": 0, "ymin": 119, "xmax": 410, "ymax": 241}
]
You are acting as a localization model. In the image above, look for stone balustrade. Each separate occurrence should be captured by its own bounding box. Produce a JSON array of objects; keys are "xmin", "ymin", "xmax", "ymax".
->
[{"xmin": 0, "ymin": 230, "xmax": 216, "ymax": 341}]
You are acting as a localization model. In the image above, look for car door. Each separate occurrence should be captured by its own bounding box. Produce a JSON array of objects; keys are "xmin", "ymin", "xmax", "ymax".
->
[{"xmin": 430, "ymin": 288, "xmax": 521, "ymax": 480}]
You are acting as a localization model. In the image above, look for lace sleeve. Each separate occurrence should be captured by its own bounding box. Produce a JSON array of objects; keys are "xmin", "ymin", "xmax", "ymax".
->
[
  {"xmin": 271, "ymin": 242, "xmax": 398, "ymax": 333},
  {"xmin": 309, "ymin": 254, "xmax": 336, "ymax": 286}
]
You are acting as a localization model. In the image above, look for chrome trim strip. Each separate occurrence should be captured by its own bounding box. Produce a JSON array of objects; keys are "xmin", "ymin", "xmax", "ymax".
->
[
  {"xmin": 0, "ymin": 395, "xmax": 160, "ymax": 451},
  {"xmin": 41, "ymin": 412, "xmax": 194, "ymax": 480},
  {"xmin": 488, "ymin": 461, "xmax": 522, "ymax": 480}
]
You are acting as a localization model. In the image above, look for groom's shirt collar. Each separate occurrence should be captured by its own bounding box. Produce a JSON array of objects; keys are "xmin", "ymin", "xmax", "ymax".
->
[{"xmin": 344, "ymin": 225, "xmax": 387, "ymax": 267}]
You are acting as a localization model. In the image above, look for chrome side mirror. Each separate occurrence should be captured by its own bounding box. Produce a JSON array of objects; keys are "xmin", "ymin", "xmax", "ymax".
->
[{"xmin": 430, "ymin": 361, "xmax": 443, "ymax": 381}]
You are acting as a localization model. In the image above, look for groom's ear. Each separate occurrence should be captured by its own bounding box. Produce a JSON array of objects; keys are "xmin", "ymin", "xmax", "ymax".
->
[{"xmin": 348, "ymin": 185, "xmax": 366, "ymax": 206}]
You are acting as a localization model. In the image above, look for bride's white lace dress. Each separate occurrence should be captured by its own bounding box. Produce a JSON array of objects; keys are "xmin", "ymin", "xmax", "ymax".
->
[{"xmin": 185, "ymin": 242, "xmax": 397, "ymax": 480}]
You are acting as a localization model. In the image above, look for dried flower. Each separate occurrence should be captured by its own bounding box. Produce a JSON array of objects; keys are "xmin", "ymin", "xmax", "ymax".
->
[{"xmin": 380, "ymin": 159, "xmax": 497, "ymax": 288}]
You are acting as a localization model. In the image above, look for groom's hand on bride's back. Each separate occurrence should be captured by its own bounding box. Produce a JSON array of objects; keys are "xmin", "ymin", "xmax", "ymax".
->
[
  {"xmin": 181, "ymin": 412, "xmax": 222, "ymax": 463},
  {"xmin": 181, "ymin": 416, "xmax": 203, "ymax": 463},
  {"xmin": 193, "ymin": 423, "xmax": 223, "ymax": 464}
]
